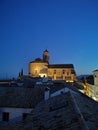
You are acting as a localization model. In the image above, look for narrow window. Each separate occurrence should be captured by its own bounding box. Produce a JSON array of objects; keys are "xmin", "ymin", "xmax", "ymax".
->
[
  {"xmin": 2, "ymin": 112, "xmax": 9, "ymax": 121},
  {"xmin": 54, "ymin": 70, "xmax": 56, "ymax": 74},
  {"xmin": 22, "ymin": 113, "xmax": 28, "ymax": 120},
  {"xmin": 62, "ymin": 70, "xmax": 65, "ymax": 74},
  {"xmin": 67, "ymin": 72, "xmax": 69, "ymax": 75}
]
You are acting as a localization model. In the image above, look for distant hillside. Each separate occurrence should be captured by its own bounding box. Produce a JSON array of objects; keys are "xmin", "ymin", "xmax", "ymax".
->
[{"xmin": 77, "ymin": 75, "xmax": 91, "ymax": 79}]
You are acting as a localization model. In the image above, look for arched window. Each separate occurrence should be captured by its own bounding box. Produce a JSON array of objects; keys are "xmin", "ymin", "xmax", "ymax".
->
[
  {"xmin": 54, "ymin": 70, "xmax": 56, "ymax": 74},
  {"xmin": 62, "ymin": 70, "xmax": 65, "ymax": 74}
]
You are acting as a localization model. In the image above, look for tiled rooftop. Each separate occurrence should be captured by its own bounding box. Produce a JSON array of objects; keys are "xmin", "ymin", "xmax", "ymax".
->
[
  {"xmin": 72, "ymin": 92, "xmax": 98, "ymax": 129},
  {"xmin": 1, "ymin": 86, "xmax": 98, "ymax": 130},
  {"xmin": 0, "ymin": 87, "xmax": 44, "ymax": 108},
  {"xmin": 48, "ymin": 64, "xmax": 74, "ymax": 68},
  {"xmin": 27, "ymin": 92, "xmax": 87, "ymax": 130}
]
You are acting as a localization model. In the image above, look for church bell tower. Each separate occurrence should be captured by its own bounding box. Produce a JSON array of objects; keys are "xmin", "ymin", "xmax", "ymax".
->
[{"xmin": 43, "ymin": 49, "xmax": 50, "ymax": 64}]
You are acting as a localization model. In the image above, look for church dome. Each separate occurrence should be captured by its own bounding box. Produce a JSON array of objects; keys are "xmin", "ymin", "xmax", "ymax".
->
[{"xmin": 35, "ymin": 58, "xmax": 42, "ymax": 61}]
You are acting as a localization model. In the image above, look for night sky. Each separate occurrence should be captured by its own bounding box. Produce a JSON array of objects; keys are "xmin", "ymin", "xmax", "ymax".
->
[{"xmin": 0, "ymin": 0, "xmax": 98, "ymax": 79}]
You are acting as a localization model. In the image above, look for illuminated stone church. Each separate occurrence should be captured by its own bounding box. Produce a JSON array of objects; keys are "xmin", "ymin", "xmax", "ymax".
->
[{"xmin": 29, "ymin": 50, "xmax": 76, "ymax": 82}]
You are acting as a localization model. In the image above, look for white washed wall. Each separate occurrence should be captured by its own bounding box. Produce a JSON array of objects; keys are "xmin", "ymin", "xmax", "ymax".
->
[
  {"xmin": 93, "ymin": 71, "xmax": 98, "ymax": 86},
  {"xmin": 0, "ymin": 107, "xmax": 32, "ymax": 123},
  {"xmin": 50, "ymin": 87, "xmax": 78, "ymax": 97}
]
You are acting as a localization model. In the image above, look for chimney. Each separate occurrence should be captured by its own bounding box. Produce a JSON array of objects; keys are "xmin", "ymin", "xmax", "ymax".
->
[{"xmin": 44, "ymin": 87, "xmax": 50, "ymax": 100}]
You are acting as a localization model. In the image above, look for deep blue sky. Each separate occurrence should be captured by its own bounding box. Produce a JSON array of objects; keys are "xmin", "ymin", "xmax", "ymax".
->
[{"xmin": 0, "ymin": 0, "xmax": 98, "ymax": 78}]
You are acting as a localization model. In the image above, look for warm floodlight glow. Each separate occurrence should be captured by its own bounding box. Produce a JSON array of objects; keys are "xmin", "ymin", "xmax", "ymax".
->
[
  {"xmin": 66, "ymin": 80, "xmax": 74, "ymax": 82},
  {"xmin": 39, "ymin": 73, "xmax": 47, "ymax": 77}
]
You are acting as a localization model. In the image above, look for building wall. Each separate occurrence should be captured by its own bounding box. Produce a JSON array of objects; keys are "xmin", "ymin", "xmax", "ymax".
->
[
  {"xmin": 29, "ymin": 62, "xmax": 48, "ymax": 77},
  {"xmin": 84, "ymin": 82, "xmax": 98, "ymax": 102},
  {"xmin": 94, "ymin": 85, "xmax": 98, "ymax": 99},
  {"xmin": 93, "ymin": 70, "xmax": 98, "ymax": 86},
  {"xmin": 84, "ymin": 83, "xmax": 94, "ymax": 98},
  {"xmin": 29, "ymin": 50, "xmax": 76, "ymax": 82},
  {"xmin": 29, "ymin": 63, "xmax": 76, "ymax": 82},
  {"xmin": 93, "ymin": 70, "xmax": 98, "ymax": 101},
  {"xmin": 48, "ymin": 68, "xmax": 76, "ymax": 82},
  {"xmin": 0, "ymin": 107, "xmax": 32, "ymax": 125}
]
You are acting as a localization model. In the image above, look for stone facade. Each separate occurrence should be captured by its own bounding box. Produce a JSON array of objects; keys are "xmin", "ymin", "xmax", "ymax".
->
[
  {"xmin": 29, "ymin": 61, "xmax": 48, "ymax": 77},
  {"xmin": 29, "ymin": 50, "xmax": 76, "ymax": 82}
]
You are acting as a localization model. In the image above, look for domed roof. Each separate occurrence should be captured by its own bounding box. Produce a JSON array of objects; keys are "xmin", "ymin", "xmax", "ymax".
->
[{"xmin": 35, "ymin": 58, "xmax": 42, "ymax": 61}]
